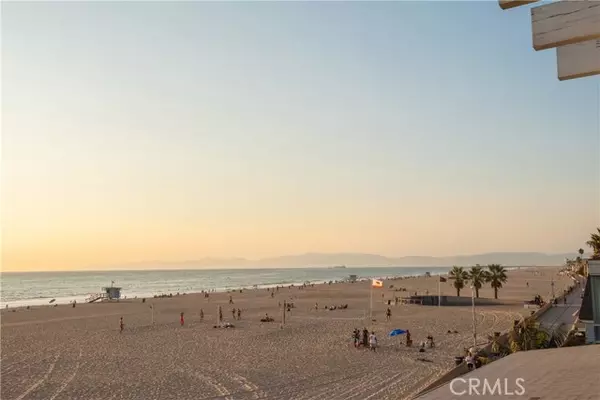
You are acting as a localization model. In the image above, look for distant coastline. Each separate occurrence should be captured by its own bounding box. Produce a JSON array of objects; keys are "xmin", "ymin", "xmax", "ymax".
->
[
  {"xmin": 1, "ymin": 251, "xmax": 580, "ymax": 273},
  {"xmin": 80, "ymin": 251, "xmax": 579, "ymax": 272}
]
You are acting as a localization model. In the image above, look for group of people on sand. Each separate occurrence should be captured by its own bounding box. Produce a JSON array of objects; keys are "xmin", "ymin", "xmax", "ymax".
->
[
  {"xmin": 320, "ymin": 303, "xmax": 348, "ymax": 311},
  {"xmin": 353, "ymin": 328, "xmax": 378, "ymax": 351},
  {"xmin": 261, "ymin": 313, "xmax": 275, "ymax": 322}
]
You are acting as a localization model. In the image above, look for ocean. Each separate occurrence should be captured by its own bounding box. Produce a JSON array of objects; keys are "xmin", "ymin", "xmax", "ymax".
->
[{"xmin": 0, "ymin": 266, "xmax": 454, "ymax": 308}]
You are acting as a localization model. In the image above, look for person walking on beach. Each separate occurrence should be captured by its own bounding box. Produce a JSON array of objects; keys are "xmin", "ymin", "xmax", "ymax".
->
[
  {"xmin": 120, "ymin": 317, "xmax": 124, "ymax": 333},
  {"xmin": 180, "ymin": 312, "xmax": 185, "ymax": 326},
  {"xmin": 232, "ymin": 308, "xmax": 236, "ymax": 320},
  {"xmin": 200, "ymin": 309, "xmax": 204, "ymax": 321},
  {"xmin": 386, "ymin": 307, "xmax": 392, "ymax": 322},
  {"xmin": 237, "ymin": 308, "xmax": 241, "ymax": 320},
  {"xmin": 229, "ymin": 295, "xmax": 234, "ymax": 304},
  {"xmin": 362, "ymin": 328, "xmax": 369, "ymax": 348},
  {"xmin": 219, "ymin": 306, "xmax": 223, "ymax": 323},
  {"xmin": 369, "ymin": 332, "xmax": 377, "ymax": 352}
]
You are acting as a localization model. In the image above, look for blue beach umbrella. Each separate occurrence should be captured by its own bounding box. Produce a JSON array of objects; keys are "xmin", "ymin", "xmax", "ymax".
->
[{"xmin": 389, "ymin": 329, "xmax": 407, "ymax": 337}]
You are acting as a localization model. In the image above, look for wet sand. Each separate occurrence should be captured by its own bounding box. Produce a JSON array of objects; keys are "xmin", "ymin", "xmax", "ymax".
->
[{"xmin": 0, "ymin": 267, "xmax": 573, "ymax": 400}]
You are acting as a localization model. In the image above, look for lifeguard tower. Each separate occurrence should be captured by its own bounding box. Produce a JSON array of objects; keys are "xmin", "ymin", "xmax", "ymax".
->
[{"xmin": 87, "ymin": 281, "xmax": 122, "ymax": 303}]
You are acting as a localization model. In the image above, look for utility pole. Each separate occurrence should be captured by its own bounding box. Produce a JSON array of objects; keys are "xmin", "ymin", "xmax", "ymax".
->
[{"xmin": 471, "ymin": 285, "xmax": 477, "ymax": 349}]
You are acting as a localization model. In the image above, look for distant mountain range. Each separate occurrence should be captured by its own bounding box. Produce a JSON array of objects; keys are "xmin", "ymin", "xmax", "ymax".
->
[{"xmin": 117, "ymin": 252, "xmax": 584, "ymax": 270}]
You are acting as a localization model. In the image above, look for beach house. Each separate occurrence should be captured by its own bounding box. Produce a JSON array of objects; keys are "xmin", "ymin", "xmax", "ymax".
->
[{"xmin": 578, "ymin": 259, "xmax": 600, "ymax": 344}]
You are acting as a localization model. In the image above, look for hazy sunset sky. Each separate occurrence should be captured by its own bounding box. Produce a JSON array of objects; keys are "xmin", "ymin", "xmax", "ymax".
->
[{"xmin": 2, "ymin": 1, "xmax": 599, "ymax": 272}]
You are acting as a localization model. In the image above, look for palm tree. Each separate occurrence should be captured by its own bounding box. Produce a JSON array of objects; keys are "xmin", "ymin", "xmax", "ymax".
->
[
  {"xmin": 449, "ymin": 266, "xmax": 469, "ymax": 296},
  {"xmin": 586, "ymin": 228, "xmax": 600, "ymax": 260},
  {"xmin": 565, "ymin": 258, "xmax": 574, "ymax": 269},
  {"xmin": 578, "ymin": 248, "xmax": 584, "ymax": 258},
  {"xmin": 486, "ymin": 264, "xmax": 508, "ymax": 299},
  {"xmin": 467, "ymin": 264, "xmax": 489, "ymax": 298},
  {"xmin": 509, "ymin": 318, "xmax": 550, "ymax": 352}
]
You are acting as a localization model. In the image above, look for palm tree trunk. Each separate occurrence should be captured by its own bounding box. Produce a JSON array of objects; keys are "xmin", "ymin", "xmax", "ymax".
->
[
  {"xmin": 475, "ymin": 287, "xmax": 480, "ymax": 298},
  {"xmin": 456, "ymin": 288, "xmax": 460, "ymax": 297},
  {"xmin": 494, "ymin": 287, "xmax": 498, "ymax": 299}
]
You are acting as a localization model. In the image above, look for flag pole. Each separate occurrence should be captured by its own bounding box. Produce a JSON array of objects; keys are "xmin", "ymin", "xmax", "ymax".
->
[{"xmin": 369, "ymin": 281, "xmax": 373, "ymax": 320}]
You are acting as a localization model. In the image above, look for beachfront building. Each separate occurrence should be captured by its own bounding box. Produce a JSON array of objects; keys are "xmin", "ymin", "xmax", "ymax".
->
[{"xmin": 578, "ymin": 259, "xmax": 600, "ymax": 344}]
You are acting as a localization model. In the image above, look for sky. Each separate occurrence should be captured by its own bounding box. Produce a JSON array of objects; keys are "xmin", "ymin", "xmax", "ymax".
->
[{"xmin": 2, "ymin": 1, "xmax": 599, "ymax": 272}]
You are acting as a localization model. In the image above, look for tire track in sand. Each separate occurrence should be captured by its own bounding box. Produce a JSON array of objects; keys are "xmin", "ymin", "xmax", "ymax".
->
[
  {"xmin": 201, "ymin": 364, "xmax": 266, "ymax": 399},
  {"xmin": 13, "ymin": 352, "xmax": 61, "ymax": 400},
  {"xmin": 47, "ymin": 347, "xmax": 84, "ymax": 400},
  {"xmin": 180, "ymin": 363, "xmax": 233, "ymax": 400},
  {"xmin": 300, "ymin": 365, "xmax": 419, "ymax": 400},
  {"xmin": 296, "ymin": 371, "xmax": 372, "ymax": 400},
  {"xmin": 2, "ymin": 351, "xmax": 62, "ymax": 376},
  {"xmin": 347, "ymin": 368, "xmax": 419, "ymax": 400},
  {"xmin": 226, "ymin": 371, "xmax": 265, "ymax": 399},
  {"xmin": 329, "ymin": 370, "xmax": 395, "ymax": 400}
]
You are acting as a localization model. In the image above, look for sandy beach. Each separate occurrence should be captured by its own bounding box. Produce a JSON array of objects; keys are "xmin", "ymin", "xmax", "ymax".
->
[{"xmin": 1, "ymin": 267, "xmax": 574, "ymax": 400}]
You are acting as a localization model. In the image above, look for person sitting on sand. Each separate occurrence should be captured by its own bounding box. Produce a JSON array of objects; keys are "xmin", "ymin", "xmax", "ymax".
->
[
  {"xmin": 260, "ymin": 313, "xmax": 274, "ymax": 323},
  {"xmin": 426, "ymin": 335, "xmax": 435, "ymax": 348},
  {"xmin": 369, "ymin": 332, "xmax": 377, "ymax": 352}
]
